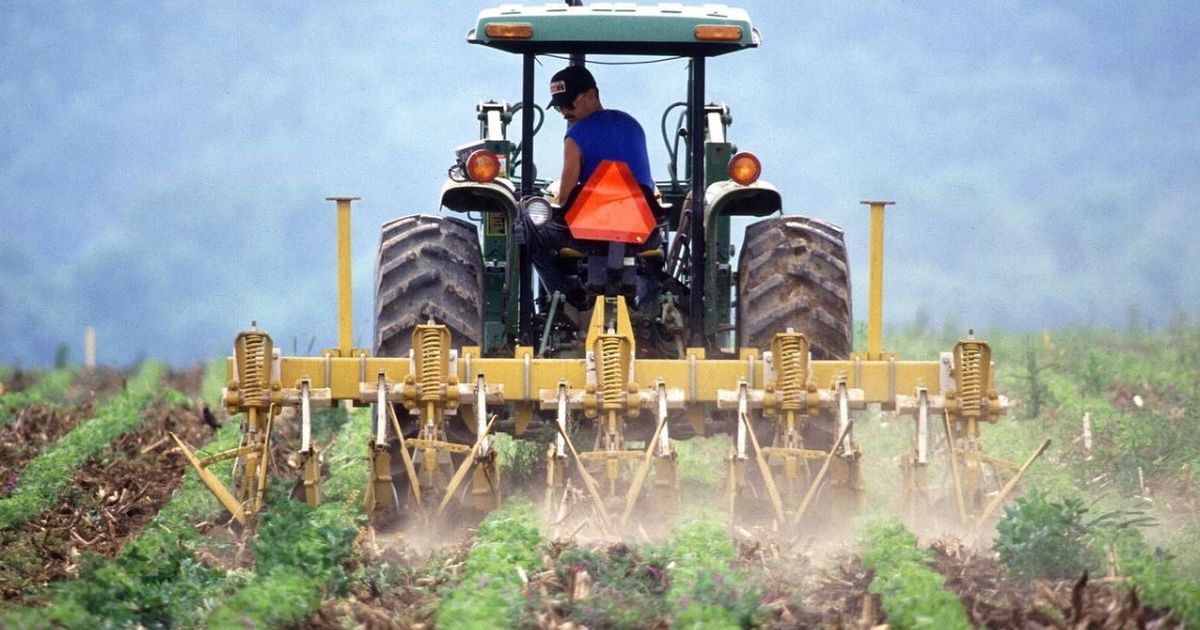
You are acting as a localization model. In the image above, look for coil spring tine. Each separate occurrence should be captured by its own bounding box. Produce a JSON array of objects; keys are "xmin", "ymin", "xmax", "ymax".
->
[
  {"xmin": 420, "ymin": 327, "xmax": 443, "ymax": 398},
  {"xmin": 241, "ymin": 333, "xmax": 267, "ymax": 406},
  {"xmin": 958, "ymin": 342, "xmax": 984, "ymax": 416},
  {"xmin": 775, "ymin": 334, "xmax": 806, "ymax": 410},
  {"xmin": 599, "ymin": 336, "xmax": 624, "ymax": 410}
]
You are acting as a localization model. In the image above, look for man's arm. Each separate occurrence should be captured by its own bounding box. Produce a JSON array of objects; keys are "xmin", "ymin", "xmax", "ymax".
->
[{"xmin": 556, "ymin": 137, "xmax": 582, "ymax": 205}]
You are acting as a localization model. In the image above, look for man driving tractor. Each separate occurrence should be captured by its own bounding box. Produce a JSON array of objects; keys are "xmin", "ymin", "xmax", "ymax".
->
[
  {"xmin": 548, "ymin": 65, "xmax": 654, "ymax": 203},
  {"xmin": 526, "ymin": 64, "xmax": 662, "ymax": 307}
]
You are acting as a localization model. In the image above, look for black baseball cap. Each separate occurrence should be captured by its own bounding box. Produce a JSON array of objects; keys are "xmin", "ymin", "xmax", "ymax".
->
[{"xmin": 547, "ymin": 65, "xmax": 597, "ymax": 109}]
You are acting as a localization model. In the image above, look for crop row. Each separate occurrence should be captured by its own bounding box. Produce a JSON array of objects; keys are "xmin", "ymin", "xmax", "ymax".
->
[
  {"xmin": 656, "ymin": 514, "xmax": 761, "ymax": 628},
  {"xmin": 0, "ymin": 363, "xmax": 162, "ymax": 531},
  {"xmin": 432, "ymin": 507, "xmax": 764, "ymax": 629},
  {"xmin": 861, "ymin": 520, "xmax": 971, "ymax": 630},
  {"xmin": 2, "ymin": 363, "xmax": 369, "ymax": 629},
  {"xmin": 0, "ymin": 362, "xmax": 227, "ymax": 628},
  {"xmin": 436, "ymin": 500, "xmax": 544, "ymax": 627},
  {"xmin": 0, "ymin": 368, "xmax": 74, "ymax": 425}
]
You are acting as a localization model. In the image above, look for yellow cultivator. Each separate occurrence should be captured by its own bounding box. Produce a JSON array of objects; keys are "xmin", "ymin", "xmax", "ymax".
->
[{"xmin": 175, "ymin": 198, "xmax": 1041, "ymax": 532}]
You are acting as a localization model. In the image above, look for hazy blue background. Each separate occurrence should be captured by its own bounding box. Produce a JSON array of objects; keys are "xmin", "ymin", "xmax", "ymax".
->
[{"xmin": 2, "ymin": 1, "xmax": 1197, "ymax": 367}]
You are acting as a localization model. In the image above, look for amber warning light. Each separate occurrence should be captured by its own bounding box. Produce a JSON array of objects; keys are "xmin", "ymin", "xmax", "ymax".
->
[
  {"xmin": 485, "ymin": 23, "xmax": 534, "ymax": 39},
  {"xmin": 466, "ymin": 150, "xmax": 501, "ymax": 183},
  {"xmin": 694, "ymin": 25, "xmax": 743, "ymax": 42},
  {"xmin": 728, "ymin": 152, "xmax": 761, "ymax": 185}
]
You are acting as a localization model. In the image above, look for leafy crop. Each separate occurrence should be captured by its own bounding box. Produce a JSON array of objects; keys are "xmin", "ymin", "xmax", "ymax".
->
[
  {"xmin": 436, "ymin": 500, "xmax": 543, "ymax": 628},
  {"xmin": 673, "ymin": 435, "xmax": 729, "ymax": 485},
  {"xmin": 0, "ymin": 368, "xmax": 74, "ymax": 425},
  {"xmin": 493, "ymin": 432, "xmax": 542, "ymax": 482},
  {"xmin": 205, "ymin": 407, "xmax": 367, "ymax": 629},
  {"xmin": 0, "ymin": 363, "xmax": 161, "ymax": 530},
  {"xmin": 655, "ymin": 513, "xmax": 764, "ymax": 629},
  {"xmin": 205, "ymin": 499, "xmax": 361, "ymax": 629},
  {"xmin": 1009, "ymin": 340, "xmax": 1057, "ymax": 419},
  {"xmin": 993, "ymin": 489, "xmax": 1100, "ymax": 581},
  {"xmin": 18, "ymin": 537, "xmax": 230, "ymax": 629},
  {"xmin": 1123, "ymin": 548, "xmax": 1200, "ymax": 625},
  {"xmin": 861, "ymin": 520, "xmax": 971, "ymax": 630}
]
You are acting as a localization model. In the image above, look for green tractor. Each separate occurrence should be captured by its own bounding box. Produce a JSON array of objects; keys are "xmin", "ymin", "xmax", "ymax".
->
[
  {"xmin": 376, "ymin": 5, "xmax": 851, "ymax": 366},
  {"xmin": 370, "ymin": 3, "xmax": 859, "ymax": 524}
]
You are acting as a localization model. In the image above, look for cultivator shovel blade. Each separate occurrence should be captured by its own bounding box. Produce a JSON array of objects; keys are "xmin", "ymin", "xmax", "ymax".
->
[{"xmin": 171, "ymin": 432, "xmax": 247, "ymax": 525}]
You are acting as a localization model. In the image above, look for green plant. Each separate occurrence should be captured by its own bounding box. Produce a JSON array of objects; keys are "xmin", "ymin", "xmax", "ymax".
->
[
  {"xmin": 436, "ymin": 500, "xmax": 543, "ymax": 628},
  {"xmin": 54, "ymin": 343, "xmax": 70, "ymax": 369},
  {"xmin": 1079, "ymin": 351, "xmax": 1109, "ymax": 396},
  {"xmin": 3, "ymin": 370, "xmax": 364, "ymax": 630},
  {"xmin": 206, "ymin": 407, "xmax": 367, "ymax": 629},
  {"xmin": 993, "ymin": 489, "xmax": 1154, "ymax": 582},
  {"xmin": 673, "ymin": 435, "xmax": 729, "ymax": 485},
  {"xmin": 861, "ymin": 520, "xmax": 971, "ymax": 630},
  {"xmin": 654, "ymin": 513, "xmax": 764, "ymax": 629},
  {"xmin": 206, "ymin": 499, "xmax": 362, "ymax": 629},
  {"xmin": 994, "ymin": 489, "xmax": 1094, "ymax": 581},
  {"xmin": 1089, "ymin": 521, "xmax": 1200, "ymax": 625},
  {"xmin": 493, "ymin": 432, "xmax": 542, "ymax": 481},
  {"xmin": 555, "ymin": 542, "xmax": 670, "ymax": 628},
  {"xmin": 1007, "ymin": 338, "xmax": 1056, "ymax": 419},
  {"xmin": 1124, "ymin": 547, "xmax": 1200, "ymax": 625},
  {"xmin": 0, "ymin": 362, "xmax": 241, "ymax": 628}
]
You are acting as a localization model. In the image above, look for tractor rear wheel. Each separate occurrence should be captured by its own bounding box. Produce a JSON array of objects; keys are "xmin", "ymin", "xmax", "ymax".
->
[
  {"xmin": 374, "ymin": 214, "xmax": 484, "ymax": 356},
  {"xmin": 736, "ymin": 216, "xmax": 852, "ymax": 359}
]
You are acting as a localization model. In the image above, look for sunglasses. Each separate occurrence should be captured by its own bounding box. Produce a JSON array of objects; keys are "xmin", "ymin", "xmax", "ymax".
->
[{"xmin": 552, "ymin": 89, "xmax": 590, "ymax": 113}]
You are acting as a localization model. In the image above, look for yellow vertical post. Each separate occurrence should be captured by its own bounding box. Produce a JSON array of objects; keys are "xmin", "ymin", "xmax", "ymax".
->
[
  {"xmin": 860, "ymin": 200, "xmax": 894, "ymax": 360},
  {"xmin": 327, "ymin": 196, "xmax": 360, "ymax": 355}
]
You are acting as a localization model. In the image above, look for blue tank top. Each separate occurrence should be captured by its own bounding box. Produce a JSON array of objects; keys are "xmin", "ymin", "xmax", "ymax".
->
[{"xmin": 566, "ymin": 109, "xmax": 654, "ymax": 191}]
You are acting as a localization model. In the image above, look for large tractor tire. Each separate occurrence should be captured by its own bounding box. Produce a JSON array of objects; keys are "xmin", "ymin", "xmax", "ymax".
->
[
  {"xmin": 737, "ymin": 216, "xmax": 852, "ymax": 359},
  {"xmin": 374, "ymin": 214, "xmax": 484, "ymax": 357}
]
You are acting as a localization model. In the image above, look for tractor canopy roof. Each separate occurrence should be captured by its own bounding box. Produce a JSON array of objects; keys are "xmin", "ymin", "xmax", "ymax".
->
[{"xmin": 469, "ymin": 3, "xmax": 759, "ymax": 56}]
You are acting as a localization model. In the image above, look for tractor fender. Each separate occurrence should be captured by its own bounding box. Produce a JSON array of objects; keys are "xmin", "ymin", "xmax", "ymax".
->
[
  {"xmin": 439, "ymin": 178, "xmax": 520, "ymax": 217},
  {"xmin": 703, "ymin": 179, "xmax": 782, "ymax": 223}
]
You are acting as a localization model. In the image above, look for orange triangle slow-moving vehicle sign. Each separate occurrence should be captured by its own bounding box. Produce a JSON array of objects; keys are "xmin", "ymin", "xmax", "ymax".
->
[{"xmin": 564, "ymin": 160, "xmax": 656, "ymax": 244}]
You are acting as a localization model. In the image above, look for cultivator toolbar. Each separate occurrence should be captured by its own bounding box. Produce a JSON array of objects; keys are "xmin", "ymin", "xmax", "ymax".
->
[{"xmin": 173, "ymin": 202, "xmax": 1039, "ymax": 533}]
